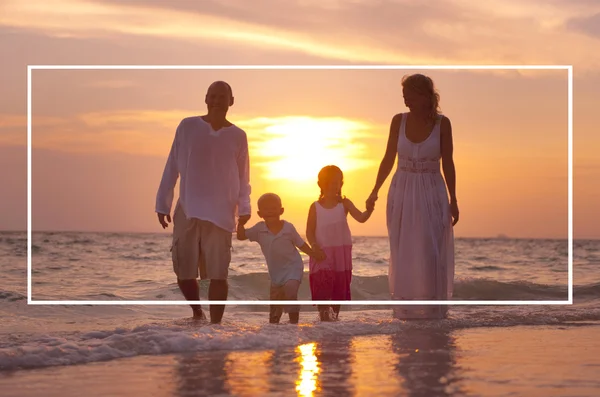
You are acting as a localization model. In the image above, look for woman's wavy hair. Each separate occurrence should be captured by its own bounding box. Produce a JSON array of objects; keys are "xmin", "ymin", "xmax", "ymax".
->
[{"xmin": 401, "ymin": 74, "xmax": 442, "ymax": 122}]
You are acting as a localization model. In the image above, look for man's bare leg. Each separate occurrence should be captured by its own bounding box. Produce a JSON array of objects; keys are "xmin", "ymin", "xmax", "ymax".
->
[
  {"xmin": 288, "ymin": 312, "xmax": 300, "ymax": 324},
  {"xmin": 208, "ymin": 279, "xmax": 228, "ymax": 324},
  {"xmin": 177, "ymin": 279, "xmax": 205, "ymax": 319}
]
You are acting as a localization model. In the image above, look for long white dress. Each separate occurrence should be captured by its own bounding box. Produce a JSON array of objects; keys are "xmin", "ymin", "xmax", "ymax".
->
[{"xmin": 386, "ymin": 113, "xmax": 455, "ymax": 319}]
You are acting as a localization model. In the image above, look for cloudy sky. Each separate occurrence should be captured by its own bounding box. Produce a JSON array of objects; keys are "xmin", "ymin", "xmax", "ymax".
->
[{"xmin": 1, "ymin": 0, "xmax": 598, "ymax": 239}]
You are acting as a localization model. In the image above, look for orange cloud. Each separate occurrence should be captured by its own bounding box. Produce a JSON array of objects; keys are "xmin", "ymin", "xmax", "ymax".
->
[
  {"xmin": 0, "ymin": 0, "xmax": 439, "ymax": 65},
  {"xmin": 1, "ymin": 0, "xmax": 598, "ymax": 69}
]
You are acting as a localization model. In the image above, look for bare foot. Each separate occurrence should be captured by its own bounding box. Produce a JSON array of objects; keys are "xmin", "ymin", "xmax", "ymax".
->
[
  {"xmin": 270, "ymin": 313, "xmax": 282, "ymax": 324},
  {"xmin": 319, "ymin": 308, "xmax": 333, "ymax": 322},
  {"xmin": 192, "ymin": 308, "xmax": 207, "ymax": 320},
  {"xmin": 270, "ymin": 304, "xmax": 283, "ymax": 324}
]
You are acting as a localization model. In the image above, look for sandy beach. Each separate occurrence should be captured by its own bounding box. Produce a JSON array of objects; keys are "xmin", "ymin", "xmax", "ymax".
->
[
  {"xmin": 1, "ymin": 323, "xmax": 599, "ymax": 397},
  {"xmin": 2, "ymin": 234, "xmax": 598, "ymax": 396}
]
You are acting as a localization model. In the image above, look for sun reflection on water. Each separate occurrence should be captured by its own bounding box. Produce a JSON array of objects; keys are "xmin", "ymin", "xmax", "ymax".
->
[{"xmin": 296, "ymin": 342, "xmax": 319, "ymax": 396}]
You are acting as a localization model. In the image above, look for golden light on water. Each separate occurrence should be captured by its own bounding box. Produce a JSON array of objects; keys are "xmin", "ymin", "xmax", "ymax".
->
[
  {"xmin": 349, "ymin": 336, "xmax": 403, "ymax": 394},
  {"xmin": 243, "ymin": 116, "xmax": 375, "ymax": 182},
  {"xmin": 296, "ymin": 342, "xmax": 320, "ymax": 396},
  {"xmin": 224, "ymin": 350, "xmax": 272, "ymax": 394}
]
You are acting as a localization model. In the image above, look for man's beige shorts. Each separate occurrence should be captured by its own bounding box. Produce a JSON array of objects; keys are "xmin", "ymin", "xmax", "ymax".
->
[{"xmin": 170, "ymin": 202, "xmax": 232, "ymax": 280}]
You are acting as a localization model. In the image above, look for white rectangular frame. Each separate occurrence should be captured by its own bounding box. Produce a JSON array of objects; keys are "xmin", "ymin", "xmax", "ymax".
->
[{"xmin": 27, "ymin": 64, "xmax": 573, "ymax": 306}]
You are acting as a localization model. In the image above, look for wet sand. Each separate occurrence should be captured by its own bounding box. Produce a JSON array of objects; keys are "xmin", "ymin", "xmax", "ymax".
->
[{"xmin": 1, "ymin": 324, "xmax": 599, "ymax": 396}]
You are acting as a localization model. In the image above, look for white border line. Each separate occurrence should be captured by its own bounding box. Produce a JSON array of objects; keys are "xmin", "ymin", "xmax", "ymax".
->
[
  {"xmin": 28, "ymin": 64, "xmax": 569, "ymax": 70},
  {"xmin": 28, "ymin": 300, "xmax": 570, "ymax": 305},
  {"xmin": 27, "ymin": 64, "xmax": 573, "ymax": 306},
  {"xmin": 27, "ymin": 65, "xmax": 33, "ymax": 305},
  {"xmin": 568, "ymin": 65, "xmax": 574, "ymax": 305}
]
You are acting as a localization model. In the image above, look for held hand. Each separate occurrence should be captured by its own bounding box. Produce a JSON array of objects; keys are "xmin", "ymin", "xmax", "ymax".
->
[
  {"xmin": 309, "ymin": 244, "xmax": 326, "ymax": 263},
  {"xmin": 450, "ymin": 201, "xmax": 459, "ymax": 226},
  {"xmin": 316, "ymin": 250, "xmax": 327, "ymax": 263},
  {"xmin": 238, "ymin": 214, "xmax": 251, "ymax": 226},
  {"xmin": 314, "ymin": 247, "xmax": 327, "ymax": 263},
  {"xmin": 157, "ymin": 212, "xmax": 172, "ymax": 229},
  {"xmin": 366, "ymin": 201, "xmax": 375, "ymax": 213},
  {"xmin": 366, "ymin": 191, "xmax": 378, "ymax": 211}
]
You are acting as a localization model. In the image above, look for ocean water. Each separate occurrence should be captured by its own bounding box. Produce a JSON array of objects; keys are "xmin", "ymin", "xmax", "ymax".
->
[
  {"xmin": 1, "ymin": 232, "xmax": 599, "ymax": 396},
  {"xmin": 17, "ymin": 232, "xmax": 589, "ymax": 301}
]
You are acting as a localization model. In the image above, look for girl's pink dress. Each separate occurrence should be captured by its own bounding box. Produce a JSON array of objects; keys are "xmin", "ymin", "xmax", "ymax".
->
[{"xmin": 309, "ymin": 202, "xmax": 353, "ymax": 301}]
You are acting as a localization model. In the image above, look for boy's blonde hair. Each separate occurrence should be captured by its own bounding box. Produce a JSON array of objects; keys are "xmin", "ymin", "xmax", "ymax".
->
[{"xmin": 258, "ymin": 193, "xmax": 282, "ymax": 209}]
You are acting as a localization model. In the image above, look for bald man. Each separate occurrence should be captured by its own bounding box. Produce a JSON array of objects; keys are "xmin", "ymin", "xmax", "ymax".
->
[{"xmin": 156, "ymin": 81, "xmax": 251, "ymax": 323}]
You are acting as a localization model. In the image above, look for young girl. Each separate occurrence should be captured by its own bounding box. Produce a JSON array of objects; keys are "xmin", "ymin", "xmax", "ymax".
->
[{"xmin": 306, "ymin": 165, "xmax": 374, "ymax": 321}]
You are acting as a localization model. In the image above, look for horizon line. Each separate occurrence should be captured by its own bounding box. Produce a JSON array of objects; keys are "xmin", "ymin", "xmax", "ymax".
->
[{"xmin": 1, "ymin": 229, "xmax": 586, "ymax": 241}]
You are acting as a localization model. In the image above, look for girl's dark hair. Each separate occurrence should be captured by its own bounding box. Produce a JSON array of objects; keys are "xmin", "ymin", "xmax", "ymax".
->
[{"xmin": 317, "ymin": 165, "xmax": 344, "ymax": 203}]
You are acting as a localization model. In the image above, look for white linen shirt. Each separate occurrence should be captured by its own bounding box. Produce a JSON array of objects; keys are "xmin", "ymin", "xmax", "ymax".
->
[
  {"xmin": 245, "ymin": 221, "xmax": 306, "ymax": 285},
  {"xmin": 155, "ymin": 116, "xmax": 251, "ymax": 232}
]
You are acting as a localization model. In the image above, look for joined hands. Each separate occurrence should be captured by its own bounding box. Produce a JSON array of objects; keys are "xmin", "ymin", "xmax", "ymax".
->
[
  {"xmin": 237, "ymin": 214, "xmax": 251, "ymax": 227},
  {"xmin": 366, "ymin": 191, "xmax": 378, "ymax": 213}
]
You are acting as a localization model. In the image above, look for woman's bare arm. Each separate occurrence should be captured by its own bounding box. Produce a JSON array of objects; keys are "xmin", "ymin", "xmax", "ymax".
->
[
  {"xmin": 440, "ymin": 116, "xmax": 457, "ymax": 203},
  {"xmin": 367, "ymin": 114, "xmax": 401, "ymax": 205}
]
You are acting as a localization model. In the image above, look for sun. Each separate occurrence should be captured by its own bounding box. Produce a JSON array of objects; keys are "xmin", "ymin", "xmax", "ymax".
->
[{"xmin": 243, "ymin": 116, "xmax": 375, "ymax": 182}]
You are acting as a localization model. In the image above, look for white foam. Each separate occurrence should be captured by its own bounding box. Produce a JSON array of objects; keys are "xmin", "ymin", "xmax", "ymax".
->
[{"xmin": 2, "ymin": 307, "xmax": 600, "ymax": 371}]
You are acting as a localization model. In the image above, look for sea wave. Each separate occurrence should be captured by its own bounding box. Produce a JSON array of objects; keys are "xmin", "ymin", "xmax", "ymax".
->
[
  {"xmin": 8, "ymin": 275, "xmax": 596, "ymax": 302},
  {"xmin": 1, "ymin": 306, "xmax": 600, "ymax": 371},
  {"xmin": 216, "ymin": 273, "xmax": 585, "ymax": 302}
]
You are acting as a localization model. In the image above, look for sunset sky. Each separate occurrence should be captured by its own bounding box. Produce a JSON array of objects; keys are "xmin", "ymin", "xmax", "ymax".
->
[{"xmin": 1, "ymin": 0, "xmax": 598, "ymax": 239}]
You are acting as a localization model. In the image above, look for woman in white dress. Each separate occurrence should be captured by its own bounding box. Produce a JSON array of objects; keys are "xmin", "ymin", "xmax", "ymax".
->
[{"xmin": 366, "ymin": 74, "xmax": 459, "ymax": 319}]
